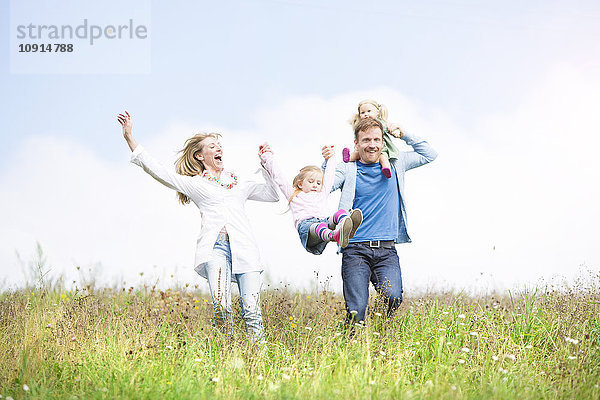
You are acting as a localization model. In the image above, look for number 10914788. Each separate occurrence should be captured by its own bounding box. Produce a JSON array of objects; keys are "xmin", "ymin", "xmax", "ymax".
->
[{"xmin": 18, "ymin": 43, "xmax": 74, "ymax": 52}]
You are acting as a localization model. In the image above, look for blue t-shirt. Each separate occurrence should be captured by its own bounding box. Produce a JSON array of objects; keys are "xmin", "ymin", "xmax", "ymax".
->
[{"xmin": 350, "ymin": 161, "xmax": 399, "ymax": 242}]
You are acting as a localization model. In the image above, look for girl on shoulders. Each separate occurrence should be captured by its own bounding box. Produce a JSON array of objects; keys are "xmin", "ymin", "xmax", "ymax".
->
[{"xmin": 342, "ymin": 100, "xmax": 404, "ymax": 178}]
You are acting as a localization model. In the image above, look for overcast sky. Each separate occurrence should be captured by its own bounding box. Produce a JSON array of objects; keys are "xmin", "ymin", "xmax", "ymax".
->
[{"xmin": 1, "ymin": 0, "xmax": 599, "ymax": 293}]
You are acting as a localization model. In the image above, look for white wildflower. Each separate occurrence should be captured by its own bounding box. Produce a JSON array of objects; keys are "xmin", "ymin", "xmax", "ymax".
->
[
  {"xmin": 229, "ymin": 357, "xmax": 245, "ymax": 370},
  {"xmin": 503, "ymin": 377, "xmax": 508, "ymax": 382},
  {"xmin": 379, "ymin": 350, "xmax": 386, "ymax": 356},
  {"xmin": 458, "ymin": 359, "xmax": 465, "ymax": 364},
  {"xmin": 451, "ymin": 385, "xmax": 457, "ymax": 391},
  {"xmin": 23, "ymin": 384, "xmax": 30, "ymax": 392},
  {"xmin": 369, "ymin": 380, "xmax": 376, "ymax": 385},
  {"xmin": 257, "ymin": 375, "xmax": 264, "ymax": 381},
  {"xmin": 374, "ymin": 312, "xmax": 382, "ymax": 317},
  {"xmin": 564, "ymin": 336, "xmax": 580, "ymax": 345},
  {"xmin": 568, "ymin": 356, "xmax": 577, "ymax": 360},
  {"xmin": 165, "ymin": 345, "xmax": 173, "ymax": 350},
  {"xmin": 304, "ymin": 327, "xmax": 312, "ymax": 331},
  {"xmin": 492, "ymin": 356, "xmax": 499, "ymax": 361},
  {"xmin": 461, "ymin": 347, "xmax": 470, "ymax": 353},
  {"xmin": 194, "ymin": 358, "xmax": 202, "ymax": 362},
  {"xmin": 458, "ymin": 314, "xmax": 466, "ymax": 319},
  {"xmin": 505, "ymin": 354, "xmax": 516, "ymax": 361},
  {"xmin": 373, "ymin": 332, "xmax": 380, "ymax": 336},
  {"xmin": 524, "ymin": 345, "xmax": 533, "ymax": 349},
  {"xmin": 425, "ymin": 380, "xmax": 433, "ymax": 387},
  {"xmin": 210, "ymin": 377, "xmax": 219, "ymax": 383},
  {"xmin": 470, "ymin": 332, "xmax": 478, "ymax": 336},
  {"xmin": 282, "ymin": 373, "xmax": 291, "ymax": 381}
]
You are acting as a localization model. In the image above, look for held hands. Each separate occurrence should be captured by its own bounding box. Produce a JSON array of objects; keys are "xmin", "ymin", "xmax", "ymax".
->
[
  {"xmin": 258, "ymin": 142, "xmax": 272, "ymax": 160},
  {"xmin": 117, "ymin": 110, "xmax": 138, "ymax": 151},
  {"xmin": 322, "ymin": 145, "xmax": 334, "ymax": 161},
  {"xmin": 387, "ymin": 122, "xmax": 404, "ymax": 139}
]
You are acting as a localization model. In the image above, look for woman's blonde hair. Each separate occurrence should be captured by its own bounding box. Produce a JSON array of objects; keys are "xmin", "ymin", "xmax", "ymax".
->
[
  {"xmin": 174, "ymin": 132, "xmax": 221, "ymax": 205},
  {"xmin": 349, "ymin": 99, "xmax": 389, "ymax": 129},
  {"xmin": 288, "ymin": 165, "xmax": 323, "ymax": 205}
]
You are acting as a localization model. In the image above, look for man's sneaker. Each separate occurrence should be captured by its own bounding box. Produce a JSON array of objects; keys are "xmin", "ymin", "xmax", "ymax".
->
[
  {"xmin": 331, "ymin": 216, "xmax": 352, "ymax": 247},
  {"xmin": 348, "ymin": 209, "xmax": 363, "ymax": 239}
]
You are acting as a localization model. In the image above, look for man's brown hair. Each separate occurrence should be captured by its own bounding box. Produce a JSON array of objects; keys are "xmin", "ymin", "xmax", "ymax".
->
[{"xmin": 354, "ymin": 118, "xmax": 384, "ymax": 140}]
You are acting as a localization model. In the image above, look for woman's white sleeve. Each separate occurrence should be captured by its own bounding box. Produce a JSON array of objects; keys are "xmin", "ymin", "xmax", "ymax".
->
[{"xmin": 130, "ymin": 145, "xmax": 205, "ymax": 199}]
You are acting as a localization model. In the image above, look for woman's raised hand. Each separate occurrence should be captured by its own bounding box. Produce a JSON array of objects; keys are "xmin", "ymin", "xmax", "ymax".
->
[
  {"xmin": 117, "ymin": 111, "xmax": 138, "ymax": 151},
  {"xmin": 321, "ymin": 145, "xmax": 334, "ymax": 161}
]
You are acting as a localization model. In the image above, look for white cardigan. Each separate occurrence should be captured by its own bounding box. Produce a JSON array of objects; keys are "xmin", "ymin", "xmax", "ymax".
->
[{"xmin": 130, "ymin": 145, "xmax": 279, "ymax": 280}]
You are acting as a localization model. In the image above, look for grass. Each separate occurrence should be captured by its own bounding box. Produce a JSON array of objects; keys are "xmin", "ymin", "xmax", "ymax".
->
[{"xmin": 1, "ymin": 275, "xmax": 599, "ymax": 399}]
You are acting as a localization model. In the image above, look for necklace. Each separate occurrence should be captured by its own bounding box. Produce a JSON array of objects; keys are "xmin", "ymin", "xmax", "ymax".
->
[{"xmin": 201, "ymin": 171, "xmax": 238, "ymax": 189}]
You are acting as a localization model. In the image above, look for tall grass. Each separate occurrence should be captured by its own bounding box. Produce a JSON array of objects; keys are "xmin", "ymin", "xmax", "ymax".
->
[{"xmin": 1, "ymin": 274, "xmax": 599, "ymax": 399}]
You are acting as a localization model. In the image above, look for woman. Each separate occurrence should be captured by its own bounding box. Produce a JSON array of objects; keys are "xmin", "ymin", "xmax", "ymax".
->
[{"xmin": 117, "ymin": 111, "xmax": 278, "ymax": 343}]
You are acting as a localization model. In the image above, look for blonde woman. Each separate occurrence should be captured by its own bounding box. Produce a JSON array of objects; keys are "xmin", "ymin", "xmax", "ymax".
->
[{"xmin": 117, "ymin": 111, "xmax": 278, "ymax": 343}]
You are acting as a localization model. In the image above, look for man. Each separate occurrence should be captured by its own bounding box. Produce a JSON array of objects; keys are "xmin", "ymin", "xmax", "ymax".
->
[{"xmin": 330, "ymin": 118, "xmax": 437, "ymax": 323}]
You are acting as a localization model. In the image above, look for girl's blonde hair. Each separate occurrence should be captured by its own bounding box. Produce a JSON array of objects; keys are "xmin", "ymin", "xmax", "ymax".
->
[
  {"xmin": 174, "ymin": 132, "xmax": 221, "ymax": 205},
  {"xmin": 288, "ymin": 165, "xmax": 323, "ymax": 205},
  {"xmin": 349, "ymin": 99, "xmax": 389, "ymax": 129}
]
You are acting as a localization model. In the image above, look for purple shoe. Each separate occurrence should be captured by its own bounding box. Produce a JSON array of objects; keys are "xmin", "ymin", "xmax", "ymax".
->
[{"xmin": 342, "ymin": 147, "xmax": 351, "ymax": 163}]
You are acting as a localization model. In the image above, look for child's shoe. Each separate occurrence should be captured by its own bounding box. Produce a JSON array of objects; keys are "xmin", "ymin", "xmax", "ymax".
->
[
  {"xmin": 342, "ymin": 147, "xmax": 351, "ymax": 163},
  {"xmin": 330, "ymin": 216, "xmax": 352, "ymax": 247},
  {"xmin": 381, "ymin": 167, "xmax": 392, "ymax": 178},
  {"xmin": 347, "ymin": 209, "xmax": 363, "ymax": 239}
]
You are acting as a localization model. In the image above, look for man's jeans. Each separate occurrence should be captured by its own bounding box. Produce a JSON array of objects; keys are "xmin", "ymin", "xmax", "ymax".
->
[
  {"xmin": 205, "ymin": 235, "xmax": 264, "ymax": 342},
  {"xmin": 341, "ymin": 243, "xmax": 403, "ymax": 323}
]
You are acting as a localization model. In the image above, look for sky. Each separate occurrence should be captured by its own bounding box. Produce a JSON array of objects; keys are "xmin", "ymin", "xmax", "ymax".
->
[{"xmin": 1, "ymin": 0, "xmax": 599, "ymax": 294}]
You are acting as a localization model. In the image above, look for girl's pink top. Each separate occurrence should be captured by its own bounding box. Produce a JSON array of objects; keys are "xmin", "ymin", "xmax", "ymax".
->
[{"xmin": 260, "ymin": 152, "xmax": 337, "ymax": 229}]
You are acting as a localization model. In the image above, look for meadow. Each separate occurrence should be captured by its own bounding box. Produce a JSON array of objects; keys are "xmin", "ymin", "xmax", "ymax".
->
[{"xmin": 1, "ymin": 271, "xmax": 599, "ymax": 399}]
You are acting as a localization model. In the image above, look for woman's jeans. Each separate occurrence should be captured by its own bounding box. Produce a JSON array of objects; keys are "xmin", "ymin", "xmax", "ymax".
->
[{"xmin": 205, "ymin": 235, "xmax": 264, "ymax": 342}]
